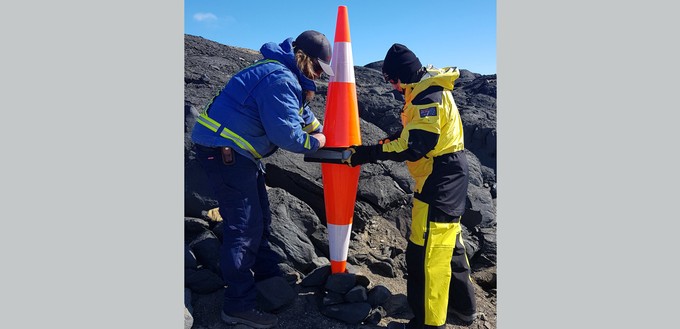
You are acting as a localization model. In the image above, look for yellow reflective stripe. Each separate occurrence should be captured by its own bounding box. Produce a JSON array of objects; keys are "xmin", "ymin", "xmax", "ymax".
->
[
  {"xmin": 304, "ymin": 134, "xmax": 311, "ymax": 149},
  {"xmin": 196, "ymin": 113, "xmax": 263, "ymax": 159},
  {"xmin": 196, "ymin": 114, "xmax": 220, "ymax": 132},
  {"xmin": 303, "ymin": 119, "xmax": 320, "ymax": 133},
  {"xmin": 247, "ymin": 59, "xmax": 281, "ymax": 69},
  {"xmin": 298, "ymin": 106, "xmax": 305, "ymax": 115},
  {"xmin": 219, "ymin": 127, "xmax": 263, "ymax": 159}
]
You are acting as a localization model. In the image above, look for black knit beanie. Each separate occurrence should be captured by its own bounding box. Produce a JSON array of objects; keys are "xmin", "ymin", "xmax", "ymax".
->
[{"xmin": 382, "ymin": 43, "xmax": 422, "ymax": 83}]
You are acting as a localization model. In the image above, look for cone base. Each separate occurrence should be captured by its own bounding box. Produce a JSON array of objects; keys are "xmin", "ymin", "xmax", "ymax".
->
[{"xmin": 330, "ymin": 260, "xmax": 347, "ymax": 274}]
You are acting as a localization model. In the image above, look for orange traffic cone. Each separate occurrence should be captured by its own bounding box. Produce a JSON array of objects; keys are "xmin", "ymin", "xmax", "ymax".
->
[{"xmin": 322, "ymin": 5, "xmax": 361, "ymax": 274}]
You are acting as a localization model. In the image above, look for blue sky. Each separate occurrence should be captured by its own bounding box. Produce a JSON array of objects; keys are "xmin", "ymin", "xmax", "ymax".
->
[{"xmin": 185, "ymin": 0, "xmax": 496, "ymax": 75}]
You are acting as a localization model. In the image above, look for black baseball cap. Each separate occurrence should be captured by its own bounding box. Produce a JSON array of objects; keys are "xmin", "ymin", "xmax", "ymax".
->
[{"xmin": 293, "ymin": 30, "xmax": 334, "ymax": 76}]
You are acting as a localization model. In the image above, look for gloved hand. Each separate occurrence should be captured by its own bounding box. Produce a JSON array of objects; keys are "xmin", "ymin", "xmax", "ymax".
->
[{"xmin": 342, "ymin": 145, "xmax": 377, "ymax": 167}]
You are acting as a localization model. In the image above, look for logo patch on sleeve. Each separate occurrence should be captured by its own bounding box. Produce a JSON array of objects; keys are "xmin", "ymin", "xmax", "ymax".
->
[{"xmin": 419, "ymin": 107, "xmax": 437, "ymax": 118}]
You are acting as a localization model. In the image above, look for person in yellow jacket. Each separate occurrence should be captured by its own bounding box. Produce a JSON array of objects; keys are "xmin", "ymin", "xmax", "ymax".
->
[{"xmin": 343, "ymin": 43, "xmax": 476, "ymax": 329}]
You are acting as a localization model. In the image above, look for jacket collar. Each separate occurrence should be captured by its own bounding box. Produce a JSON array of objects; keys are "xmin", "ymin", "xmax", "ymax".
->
[{"xmin": 403, "ymin": 66, "xmax": 460, "ymax": 100}]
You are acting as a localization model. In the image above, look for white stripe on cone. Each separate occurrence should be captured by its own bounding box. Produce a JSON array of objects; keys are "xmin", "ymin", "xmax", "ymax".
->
[
  {"xmin": 329, "ymin": 42, "xmax": 355, "ymax": 84},
  {"xmin": 327, "ymin": 223, "xmax": 352, "ymax": 262}
]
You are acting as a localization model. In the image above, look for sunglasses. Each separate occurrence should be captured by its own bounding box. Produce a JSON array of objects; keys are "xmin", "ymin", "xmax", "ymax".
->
[{"xmin": 383, "ymin": 72, "xmax": 397, "ymax": 84}]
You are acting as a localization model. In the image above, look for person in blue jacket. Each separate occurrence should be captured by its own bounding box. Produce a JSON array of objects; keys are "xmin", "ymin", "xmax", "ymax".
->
[{"xmin": 191, "ymin": 30, "xmax": 333, "ymax": 329}]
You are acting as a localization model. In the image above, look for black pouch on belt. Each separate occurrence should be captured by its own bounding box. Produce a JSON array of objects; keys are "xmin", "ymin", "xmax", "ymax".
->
[{"xmin": 221, "ymin": 147, "xmax": 234, "ymax": 165}]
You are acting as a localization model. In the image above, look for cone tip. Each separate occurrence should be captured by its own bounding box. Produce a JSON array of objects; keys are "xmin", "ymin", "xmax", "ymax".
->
[{"xmin": 334, "ymin": 5, "xmax": 351, "ymax": 43}]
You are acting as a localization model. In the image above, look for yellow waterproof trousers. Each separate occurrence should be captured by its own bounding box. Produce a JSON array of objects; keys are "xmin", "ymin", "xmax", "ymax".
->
[{"xmin": 406, "ymin": 199, "xmax": 476, "ymax": 328}]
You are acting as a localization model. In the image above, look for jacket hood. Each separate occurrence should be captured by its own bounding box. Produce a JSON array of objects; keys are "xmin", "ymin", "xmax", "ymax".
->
[
  {"xmin": 260, "ymin": 38, "xmax": 316, "ymax": 92},
  {"xmin": 404, "ymin": 66, "xmax": 460, "ymax": 92}
]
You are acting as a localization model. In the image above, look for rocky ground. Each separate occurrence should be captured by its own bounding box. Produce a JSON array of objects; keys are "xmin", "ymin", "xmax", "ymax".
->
[{"xmin": 187, "ymin": 209, "xmax": 496, "ymax": 329}]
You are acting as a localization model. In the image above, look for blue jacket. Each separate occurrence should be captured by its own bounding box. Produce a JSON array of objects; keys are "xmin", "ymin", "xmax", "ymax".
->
[{"xmin": 191, "ymin": 38, "xmax": 323, "ymax": 162}]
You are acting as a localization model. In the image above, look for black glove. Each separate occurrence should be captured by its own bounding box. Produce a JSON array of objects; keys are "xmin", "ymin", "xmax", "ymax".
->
[{"xmin": 343, "ymin": 145, "xmax": 379, "ymax": 167}]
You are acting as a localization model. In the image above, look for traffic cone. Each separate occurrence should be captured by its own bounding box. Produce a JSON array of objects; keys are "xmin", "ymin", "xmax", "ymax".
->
[{"xmin": 322, "ymin": 5, "xmax": 361, "ymax": 274}]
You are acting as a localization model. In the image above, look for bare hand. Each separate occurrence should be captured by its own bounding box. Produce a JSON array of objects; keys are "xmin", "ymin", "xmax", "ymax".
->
[{"xmin": 311, "ymin": 133, "xmax": 326, "ymax": 148}]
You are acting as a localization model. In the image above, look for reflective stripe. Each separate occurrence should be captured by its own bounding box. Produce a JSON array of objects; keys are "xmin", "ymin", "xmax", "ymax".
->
[
  {"xmin": 304, "ymin": 134, "xmax": 310, "ymax": 149},
  {"xmin": 247, "ymin": 59, "xmax": 281, "ymax": 69},
  {"xmin": 460, "ymin": 232, "xmax": 472, "ymax": 269},
  {"xmin": 329, "ymin": 42, "xmax": 355, "ymax": 83},
  {"xmin": 327, "ymin": 223, "xmax": 352, "ymax": 262},
  {"xmin": 196, "ymin": 114, "xmax": 220, "ymax": 132},
  {"xmin": 303, "ymin": 119, "xmax": 321, "ymax": 133},
  {"xmin": 298, "ymin": 106, "xmax": 305, "ymax": 115},
  {"xmin": 196, "ymin": 113, "xmax": 263, "ymax": 159}
]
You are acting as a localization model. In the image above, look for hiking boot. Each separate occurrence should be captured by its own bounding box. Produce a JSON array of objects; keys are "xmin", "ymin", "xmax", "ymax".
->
[
  {"xmin": 221, "ymin": 308, "xmax": 278, "ymax": 328},
  {"xmin": 450, "ymin": 308, "xmax": 477, "ymax": 323}
]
